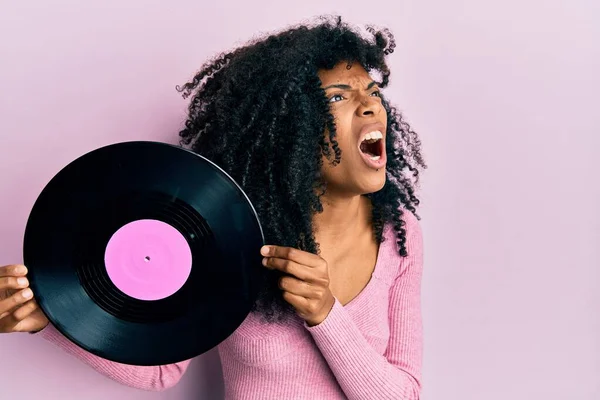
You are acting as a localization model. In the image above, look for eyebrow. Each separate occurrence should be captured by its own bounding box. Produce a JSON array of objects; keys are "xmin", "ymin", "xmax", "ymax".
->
[{"xmin": 322, "ymin": 81, "xmax": 379, "ymax": 91}]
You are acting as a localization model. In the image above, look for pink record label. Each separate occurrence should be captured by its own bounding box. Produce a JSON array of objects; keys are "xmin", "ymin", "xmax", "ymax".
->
[{"xmin": 104, "ymin": 219, "xmax": 193, "ymax": 301}]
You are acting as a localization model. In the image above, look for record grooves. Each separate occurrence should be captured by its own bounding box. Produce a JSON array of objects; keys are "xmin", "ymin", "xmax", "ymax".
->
[
  {"xmin": 74, "ymin": 190, "xmax": 215, "ymax": 324},
  {"xmin": 23, "ymin": 141, "xmax": 265, "ymax": 366}
]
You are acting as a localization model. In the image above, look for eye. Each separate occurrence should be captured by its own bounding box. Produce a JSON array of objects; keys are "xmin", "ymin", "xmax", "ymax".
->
[
  {"xmin": 328, "ymin": 94, "xmax": 345, "ymax": 103},
  {"xmin": 370, "ymin": 90, "xmax": 381, "ymax": 98}
]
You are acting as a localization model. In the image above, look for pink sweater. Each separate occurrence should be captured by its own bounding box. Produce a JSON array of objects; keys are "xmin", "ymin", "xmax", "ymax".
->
[{"xmin": 35, "ymin": 211, "xmax": 423, "ymax": 399}]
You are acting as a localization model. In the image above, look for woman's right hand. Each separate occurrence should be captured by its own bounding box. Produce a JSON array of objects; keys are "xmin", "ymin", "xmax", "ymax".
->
[{"xmin": 0, "ymin": 264, "xmax": 49, "ymax": 333}]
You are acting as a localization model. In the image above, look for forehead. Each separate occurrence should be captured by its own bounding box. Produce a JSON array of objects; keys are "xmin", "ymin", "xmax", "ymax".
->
[{"xmin": 318, "ymin": 62, "xmax": 373, "ymax": 87}]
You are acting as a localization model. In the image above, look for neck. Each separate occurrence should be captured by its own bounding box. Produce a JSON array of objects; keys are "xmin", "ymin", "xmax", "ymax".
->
[{"xmin": 312, "ymin": 193, "xmax": 369, "ymax": 248}]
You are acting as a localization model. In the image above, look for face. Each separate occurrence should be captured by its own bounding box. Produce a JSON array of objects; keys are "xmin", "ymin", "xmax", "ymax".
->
[{"xmin": 317, "ymin": 62, "xmax": 388, "ymax": 197}]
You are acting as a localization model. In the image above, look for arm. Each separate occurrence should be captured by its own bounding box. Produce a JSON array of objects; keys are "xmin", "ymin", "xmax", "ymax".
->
[
  {"xmin": 34, "ymin": 324, "xmax": 192, "ymax": 391},
  {"xmin": 305, "ymin": 219, "xmax": 424, "ymax": 400}
]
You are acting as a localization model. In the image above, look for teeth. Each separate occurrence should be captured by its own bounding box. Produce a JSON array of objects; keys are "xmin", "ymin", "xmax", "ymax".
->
[
  {"xmin": 362, "ymin": 131, "xmax": 383, "ymax": 143},
  {"xmin": 370, "ymin": 155, "xmax": 381, "ymax": 161}
]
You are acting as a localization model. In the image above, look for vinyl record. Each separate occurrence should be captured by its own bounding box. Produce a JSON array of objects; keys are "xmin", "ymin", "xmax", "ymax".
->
[{"xmin": 23, "ymin": 141, "xmax": 265, "ymax": 366}]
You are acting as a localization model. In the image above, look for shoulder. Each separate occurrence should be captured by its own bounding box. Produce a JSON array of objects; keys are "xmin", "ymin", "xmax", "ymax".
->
[
  {"xmin": 382, "ymin": 208, "xmax": 424, "ymax": 280},
  {"xmin": 384, "ymin": 208, "xmax": 423, "ymax": 253},
  {"xmin": 401, "ymin": 209, "xmax": 423, "ymax": 255}
]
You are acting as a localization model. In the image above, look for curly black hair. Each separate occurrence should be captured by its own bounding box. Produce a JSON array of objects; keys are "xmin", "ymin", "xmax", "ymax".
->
[{"xmin": 176, "ymin": 16, "xmax": 427, "ymax": 322}]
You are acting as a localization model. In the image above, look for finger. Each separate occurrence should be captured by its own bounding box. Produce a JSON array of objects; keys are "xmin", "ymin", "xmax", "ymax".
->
[
  {"xmin": 262, "ymin": 257, "xmax": 314, "ymax": 280},
  {"xmin": 282, "ymin": 291, "xmax": 309, "ymax": 311},
  {"xmin": 0, "ymin": 288, "xmax": 33, "ymax": 315},
  {"xmin": 0, "ymin": 265, "xmax": 28, "ymax": 278},
  {"xmin": 261, "ymin": 246, "xmax": 323, "ymax": 268},
  {"xmin": 0, "ymin": 276, "xmax": 29, "ymax": 290},
  {"xmin": 11, "ymin": 299, "xmax": 38, "ymax": 322},
  {"xmin": 279, "ymin": 276, "xmax": 319, "ymax": 298}
]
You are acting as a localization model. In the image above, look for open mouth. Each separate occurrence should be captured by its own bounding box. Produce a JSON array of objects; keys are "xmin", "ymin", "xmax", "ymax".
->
[{"xmin": 359, "ymin": 131, "xmax": 383, "ymax": 160}]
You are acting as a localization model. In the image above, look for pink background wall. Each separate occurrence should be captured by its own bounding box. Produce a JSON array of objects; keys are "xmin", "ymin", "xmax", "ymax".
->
[{"xmin": 1, "ymin": 1, "xmax": 598, "ymax": 399}]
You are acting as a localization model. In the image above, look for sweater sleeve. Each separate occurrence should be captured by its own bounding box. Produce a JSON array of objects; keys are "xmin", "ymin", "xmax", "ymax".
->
[
  {"xmin": 33, "ymin": 323, "xmax": 192, "ymax": 391},
  {"xmin": 305, "ymin": 217, "xmax": 424, "ymax": 400}
]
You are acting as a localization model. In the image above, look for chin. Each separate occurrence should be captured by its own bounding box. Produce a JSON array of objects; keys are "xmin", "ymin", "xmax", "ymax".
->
[{"xmin": 359, "ymin": 175, "xmax": 386, "ymax": 195}]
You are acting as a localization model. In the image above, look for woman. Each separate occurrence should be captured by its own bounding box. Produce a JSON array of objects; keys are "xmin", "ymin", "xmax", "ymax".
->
[{"xmin": 0, "ymin": 16, "xmax": 426, "ymax": 399}]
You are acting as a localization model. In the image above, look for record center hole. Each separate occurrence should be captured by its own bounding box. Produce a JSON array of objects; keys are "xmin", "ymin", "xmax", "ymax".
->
[{"xmin": 144, "ymin": 256, "xmax": 151, "ymax": 262}]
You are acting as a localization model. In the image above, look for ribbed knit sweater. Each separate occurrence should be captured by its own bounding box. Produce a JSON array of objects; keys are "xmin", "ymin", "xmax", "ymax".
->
[{"xmin": 35, "ymin": 211, "xmax": 424, "ymax": 399}]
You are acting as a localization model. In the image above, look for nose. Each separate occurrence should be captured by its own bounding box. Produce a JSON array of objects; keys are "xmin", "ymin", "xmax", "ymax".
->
[{"xmin": 356, "ymin": 96, "xmax": 381, "ymax": 117}]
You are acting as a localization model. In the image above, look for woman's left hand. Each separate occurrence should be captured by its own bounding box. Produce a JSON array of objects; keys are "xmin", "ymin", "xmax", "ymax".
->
[{"xmin": 261, "ymin": 245, "xmax": 335, "ymax": 326}]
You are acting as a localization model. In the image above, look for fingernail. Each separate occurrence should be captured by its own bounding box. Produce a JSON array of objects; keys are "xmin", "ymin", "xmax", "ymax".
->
[
  {"xmin": 15, "ymin": 265, "xmax": 26, "ymax": 274},
  {"xmin": 17, "ymin": 277, "xmax": 28, "ymax": 286},
  {"xmin": 22, "ymin": 289, "xmax": 33, "ymax": 299},
  {"xmin": 260, "ymin": 246, "xmax": 270, "ymax": 256}
]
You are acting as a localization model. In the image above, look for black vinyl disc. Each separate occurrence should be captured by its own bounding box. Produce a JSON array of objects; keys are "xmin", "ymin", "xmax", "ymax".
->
[{"xmin": 22, "ymin": 141, "xmax": 264, "ymax": 366}]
